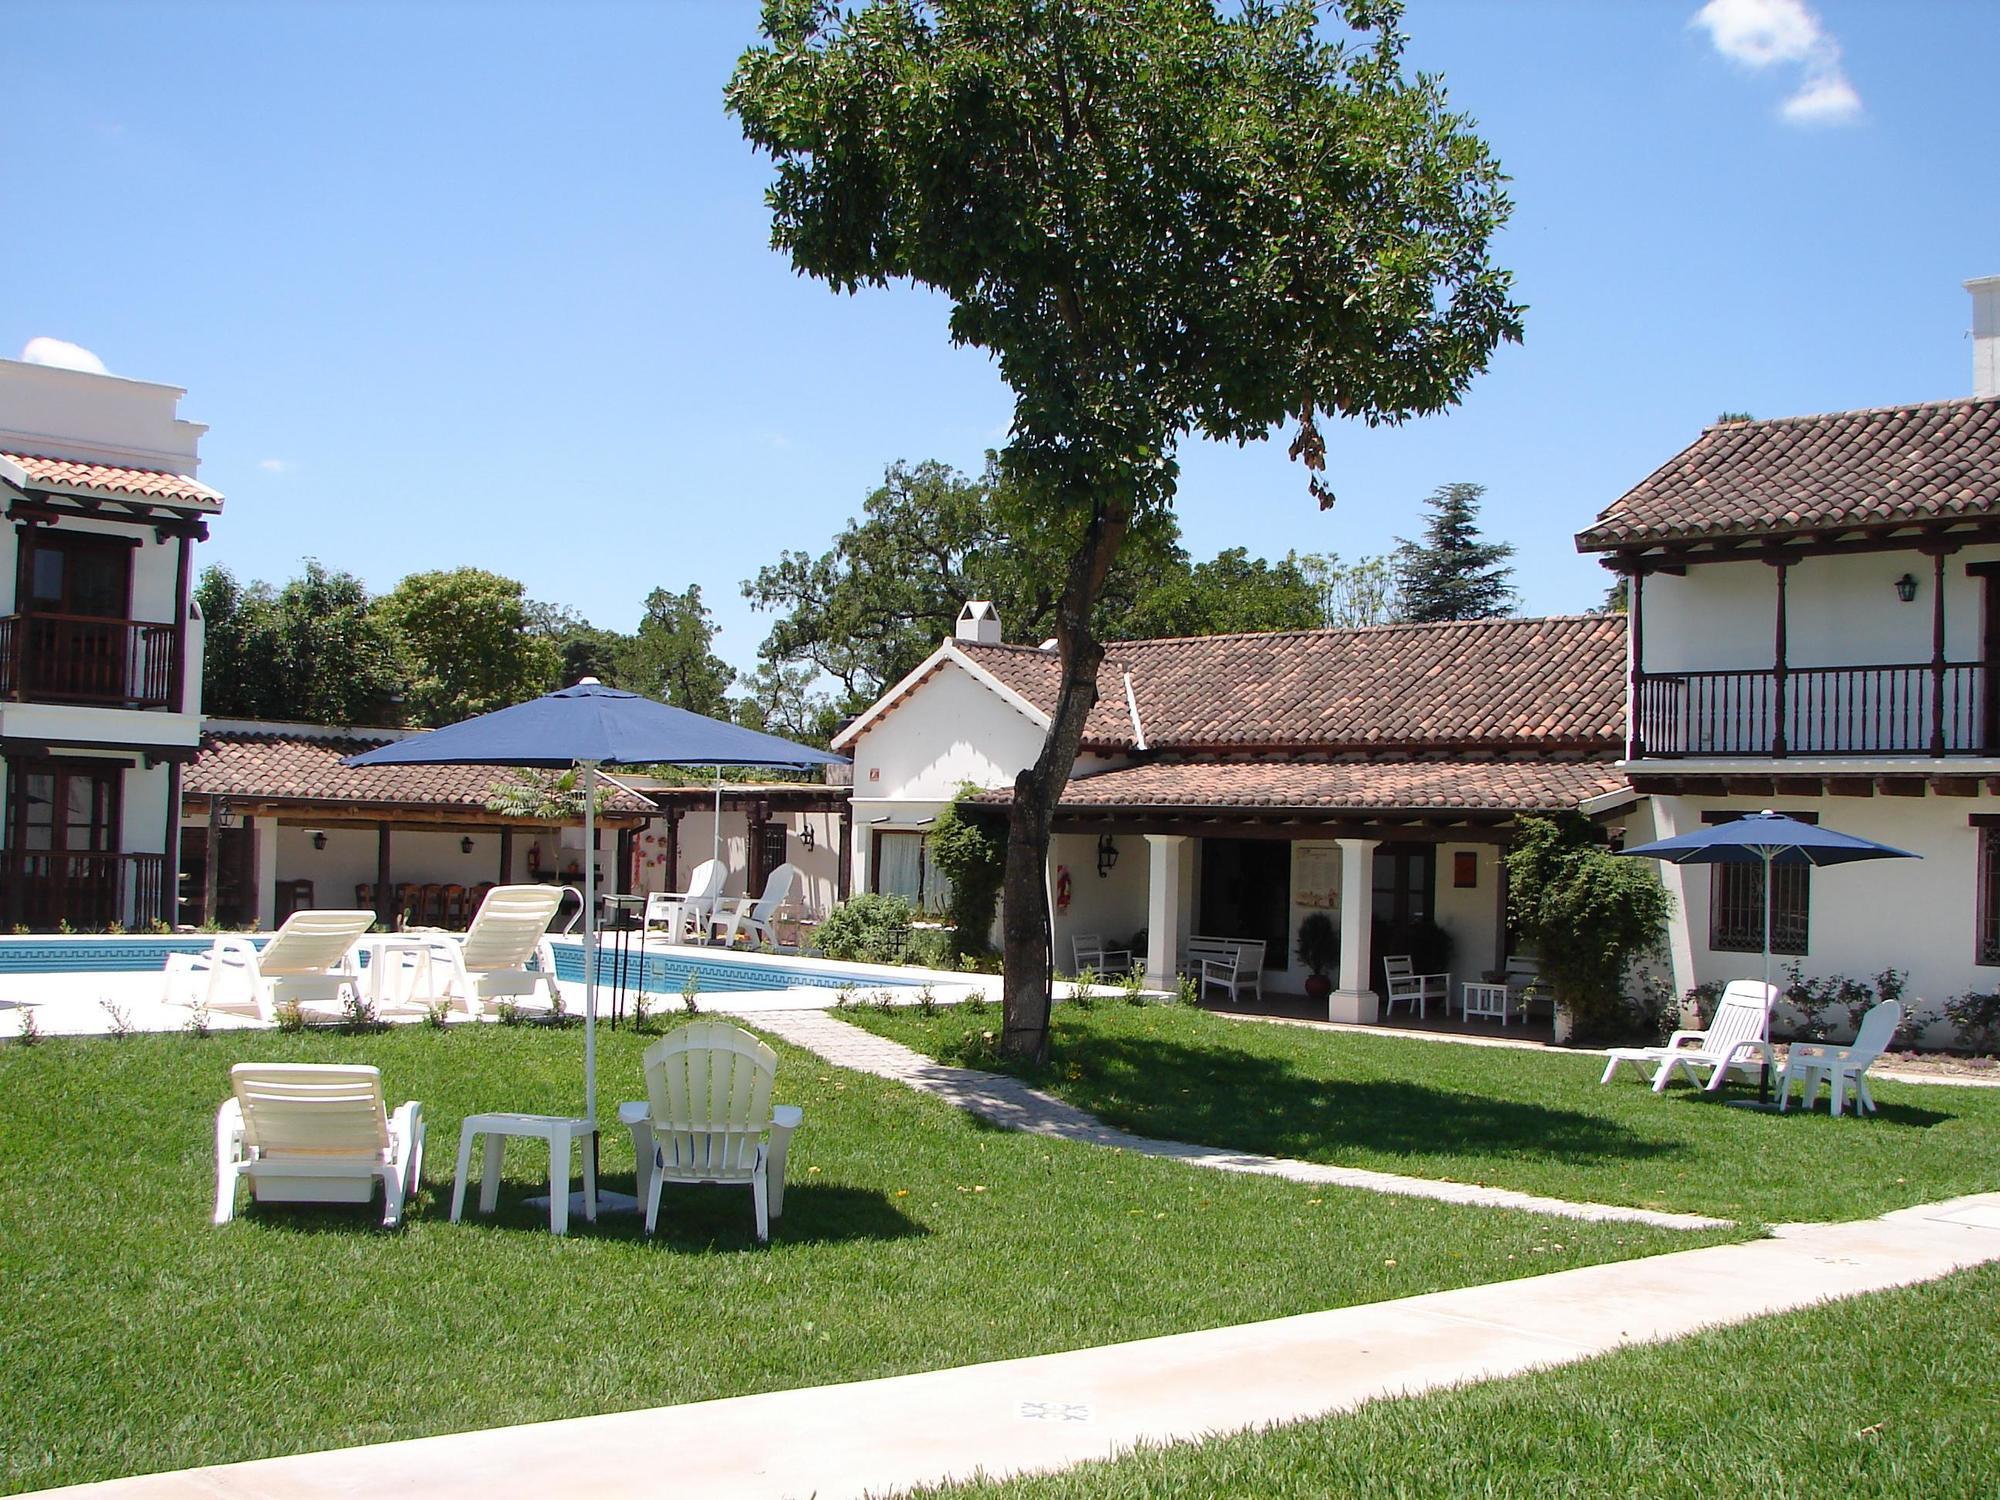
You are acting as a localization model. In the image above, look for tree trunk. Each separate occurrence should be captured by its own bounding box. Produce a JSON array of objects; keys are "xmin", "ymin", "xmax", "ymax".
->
[{"xmin": 1000, "ymin": 498, "xmax": 1131, "ymax": 1062}]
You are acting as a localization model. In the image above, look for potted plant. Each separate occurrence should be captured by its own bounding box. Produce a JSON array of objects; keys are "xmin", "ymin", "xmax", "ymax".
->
[{"xmin": 1295, "ymin": 912, "xmax": 1338, "ymax": 1002}]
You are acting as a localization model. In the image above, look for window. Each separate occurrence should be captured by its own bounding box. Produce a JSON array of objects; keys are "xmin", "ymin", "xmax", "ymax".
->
[
  {"xmin": 1980, "ymin": 828, "xmax": 2000, "ymax": 966},
  {"xmin": 873, "ymin": 830, "xmax": 952, "ymax": 913},
  {"xmin": 1703, "ymin": 810, "xmax": 1813, "ymax": 957}
]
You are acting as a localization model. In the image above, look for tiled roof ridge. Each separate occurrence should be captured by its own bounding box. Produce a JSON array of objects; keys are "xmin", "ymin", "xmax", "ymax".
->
[
  {"xmin": 1694, "ymin": 394, "xmax": 2000, "ymax": 433},
  {"xmin": 959, "ymin": 612, "xmax": 1615, "ymax": 655}
]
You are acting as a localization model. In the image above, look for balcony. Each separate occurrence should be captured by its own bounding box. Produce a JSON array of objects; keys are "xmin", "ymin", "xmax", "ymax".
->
[
  {"xmin": 0, "ymin": 850, "xmax": 167, "ymax": 931},
  {"xmin": 0, "ymin": 613, "xmax": 179, "ymax": 710},
  {"xmin": 1635, "ymin": 661, "xmax": 1987, "ymax": 758}
]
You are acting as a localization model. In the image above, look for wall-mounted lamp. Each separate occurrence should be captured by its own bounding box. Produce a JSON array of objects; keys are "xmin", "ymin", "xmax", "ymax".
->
[
  {"xmin": 460, "ymin": 836, "xmax": 476, "ymax": 855},
  {"xmin": 1894, "ymin": 573, "xmax": 1919, "ymax": 603},
  {"xmin": 800, "ymin": 823, "xmax": 815, "ymax": 851},
  {"xmin": 310, "ymin": 830, "xmax": 327, "ymax": 851},
  {"xmin": 1096, "ymin": 832, "xmax": 1119, "ymax": 878},
  {"xmin": 215, "ymin": 799, "xmax": 238, "ymax": 830}
]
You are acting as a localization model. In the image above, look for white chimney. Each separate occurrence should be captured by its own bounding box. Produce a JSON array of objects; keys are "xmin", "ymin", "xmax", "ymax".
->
[
  {"xmin": 955, "ymin": 600, "xmax": 1002, "ymax": 645},
  {"xmin": 1969, "ymin": 276, "xmax": 2000, "ymax": 398}
]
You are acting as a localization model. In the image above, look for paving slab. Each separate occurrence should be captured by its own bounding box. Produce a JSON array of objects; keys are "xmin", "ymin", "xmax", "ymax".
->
[{"xmin": 37, "ymin": 1194, "xmax": 2000, "ymax": 1500}]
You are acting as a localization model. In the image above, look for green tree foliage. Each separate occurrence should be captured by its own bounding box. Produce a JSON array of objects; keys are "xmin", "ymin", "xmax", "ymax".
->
[
  {"xmin": 196, "ymin": 560, "xmax": 405, "ymax": 724},
  {"xmin": 528, "ymin": 601, "xmax": 630, "ymax": 688},
  {"xmin": 733, "ymin": 660, "xmax": 839, "ymax": 745},
  {"xmin": 372, "ymin": 567, "xmax": 560, "ymax": 726},
  {"xmin": 928, "ymin": 789, "xmax": 1008, "ymax": 958},
  {"xmin": 483, "ymin": 767, "xmax": 616, "ymax": 821},
  {"xmin": 617, "ymin": 585, "xmax": 736, "ymax": 718},
  {"xmin": 1123, "ymin": 547, "xmax": 1320, "ymax": 638},
  {"xmin": 1394, "ymin": 482, "xmax": 1518, "ymax": 623},
  {"xmin": 1507, "ymin": 815, "xmax": 1673, "ymax": 1041},
  {"xmin": 731, "ymin": 0, "xmax": 1519, "ymax": 1059},
  {"xmin": 1292, "ymin": 552, "xmax": 1406, "ymax": 629}
]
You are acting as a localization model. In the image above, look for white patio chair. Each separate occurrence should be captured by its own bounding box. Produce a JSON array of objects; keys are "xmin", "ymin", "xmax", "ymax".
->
[
  {"xmin": 1071, "ymin": 933, "xmax": 1133, "ymax": 975},
  {"xmin": 637, "ymin": 1021, "xmax": 802, "ymax": 1244},
  {"xmin": 1601, "ymin": 979, "xmax": 1777, "ymax": 1095},
  {"xmin": 419, "ymin": 884, "xmax": 564, "ymax": 1017},
  {"xmin": 717, "ymin": 863, "xmax": 803, "ymax": 949},
  {"xmin": 1777, "ymin": 1000, "xmax": 1904, "ymax": 1117},
  {"xmin": 643, "ymin": 859, "xmax": 727, "ymax": 946},
  {"xmin": 1181, "ymin": 935, "xmax": 1264, "ymax": 1004},
  {"xmin": 1382, "ymin": 954, "xmax": 1449, "ymax": 1020},
  {"xmin": 214, "ymin": 1063, "xmax": 424, "ymax": 1227},
  {"xmin": 165, "ymin": 909, "xmax": 374, "ymax": 1022}
]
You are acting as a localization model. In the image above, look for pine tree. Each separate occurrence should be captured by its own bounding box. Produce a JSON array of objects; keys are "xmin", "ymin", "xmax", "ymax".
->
[{"xmin": 1394, "ymin": 483, "xmax": 1518, "ymax": 623}]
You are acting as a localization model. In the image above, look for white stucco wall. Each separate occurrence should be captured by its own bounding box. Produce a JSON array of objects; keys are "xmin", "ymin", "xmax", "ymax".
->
[
  {"xmin": 0, "ymin": 357, "xmax": 206, "ymax": 473},
  {"xmin": 1050, "ymin": 829, "xmax": 1149, "ymax": 973}
]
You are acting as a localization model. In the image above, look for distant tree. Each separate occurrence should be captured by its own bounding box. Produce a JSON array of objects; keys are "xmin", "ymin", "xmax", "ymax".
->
[
  {"xmin": 1292, "ymin": 552, "xmax": 1406, "ymax": 629},
  {"xmin": 1122, "ymin": 547, "xmax": 1321, "ymax": 638},
  {"xmin": 731, "ymin": 0, "xmax": 1518, "ymax": 1061},
  {"xmin": 744, "ymin": 457, "xmax": 1182, "ymax": 710},
  {"xmin": 1394, "ymin": 483, "xmax": 1518, "ymax": 623},
  {"xmin": 734, "ymin": 659, "xmax": 839, "ymax": 745},
  {"xmin": 528, "ymin": 601, "xmax": 631, "ymax": 688},
  {"xmin": 1597, "ymin": 576, "xmax": 1630, "ymax": 614},
  {"xmin": 618, "ymin": 585, "xmax": 735, "ymax": 718},
  {"xmin": 1715, "ymin": 410, "xmax": 1754, "ymax": 424},
  {"xmin": 373, "ymin": 568, "xmax": 560, "ymax": 726},
  {"xmin": 197, "ymin": 560, "xmax": 405, "ymax": 724}
]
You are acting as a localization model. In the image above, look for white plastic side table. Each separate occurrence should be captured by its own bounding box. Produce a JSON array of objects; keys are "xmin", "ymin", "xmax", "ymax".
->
[
  {"xmin": 450, "ymin": 1112, "xmax": 597, "ymax": 1235},
  {"xmin": 1461, "ymin": 982, "xmax": 1515, "ymax": 1026}
]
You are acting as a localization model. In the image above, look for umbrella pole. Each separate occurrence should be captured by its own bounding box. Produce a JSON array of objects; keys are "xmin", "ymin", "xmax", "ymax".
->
[
  {"xmin": 583, "ymin": 761, "xmax": 599, "ymax": 1131},
  {"xmin": 1760, "ymin": 845, "xmax": 1774, "ymax": 1105},
  {"xmin": 712, "ymin": 766, "xmax": 722, "ymax": 867}
]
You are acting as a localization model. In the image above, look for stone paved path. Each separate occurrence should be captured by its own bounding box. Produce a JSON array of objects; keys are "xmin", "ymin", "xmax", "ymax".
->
[{"xmin": 738, "ymin": 1008, "xmax": 1732, "ymax": 1232}]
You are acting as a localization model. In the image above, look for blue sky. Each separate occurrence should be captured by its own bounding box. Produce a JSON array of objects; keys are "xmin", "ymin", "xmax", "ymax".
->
[{"xmin": 6, "ymin": 1, "xmax": 1998, "ymax": 677}]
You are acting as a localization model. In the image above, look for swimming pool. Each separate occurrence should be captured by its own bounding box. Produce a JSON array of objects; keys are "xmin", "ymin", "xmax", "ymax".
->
[{"xmin": 0, "ymin": 933, "xmax": 920, "ymax": 995}]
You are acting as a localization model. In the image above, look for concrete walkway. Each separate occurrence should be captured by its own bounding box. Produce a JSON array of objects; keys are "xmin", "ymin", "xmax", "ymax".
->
[
  {"xmin": 742, "ymin": 1009, "xmax": 1732, "ymax": 1231},
  {"xmin": 44, "ymin": 1193, "xmax": 2000, "ymax": 1500}
]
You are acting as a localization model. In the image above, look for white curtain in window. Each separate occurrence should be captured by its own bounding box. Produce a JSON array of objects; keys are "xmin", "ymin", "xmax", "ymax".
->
[{"xmin": 876, "ymin": 833, "xmax": 925, "ymax": 903}]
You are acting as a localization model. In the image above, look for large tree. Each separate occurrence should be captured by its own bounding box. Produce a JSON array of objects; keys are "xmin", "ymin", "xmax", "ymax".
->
[
  {"xmin": 1393, "ymin": 481, "xmax": 1517, "ymax": 622},
  {"xmin": 197, "ymin": 560, "xmax": 405, "ymax": 724},
  {"xmin": 1292, "ymin": 551, "xmax": 1406, "ymax": 629},
  {"xmin": 372, "ymin": 567, "xmax": 560, "ymax": 726},
  {"xmin": 618, "ymin": 584, "xmax": 737, "ymax": 718},
  {"xmin": 1123, "ymin": 547, "xmax": 1321, "ymax": 639},
  {"xmin": 732, "ymin": 0, "xmax": 1519, "ymax": 1059}
]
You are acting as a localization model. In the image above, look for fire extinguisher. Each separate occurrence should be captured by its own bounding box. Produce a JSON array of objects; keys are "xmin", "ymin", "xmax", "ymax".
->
[{"xmin": 1055, "ymin": 865, "xmax": 1072, "ymax": 913}]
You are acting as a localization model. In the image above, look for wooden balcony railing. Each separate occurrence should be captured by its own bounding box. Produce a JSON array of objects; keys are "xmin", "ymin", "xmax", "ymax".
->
[
  {"xmin": 1635, "ymin": 662, "xmax": 1985, "ymax": 758},
  {"xmin": 0, "ymin": 613, "xmax": 179, "ymax": 709},
  {"xmin": 0, "ymin": 850, "xmax": 167, "ymax": 931}
]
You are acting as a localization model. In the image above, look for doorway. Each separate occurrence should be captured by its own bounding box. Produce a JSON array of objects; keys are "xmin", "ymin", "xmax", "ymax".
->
[
  {"xmin": 3, "ymin": 758, "xmax": 123, "ymax": 928},
  {"xmin": 1198, "ymin": 838, "xmax": 1290, "ymax": 969}
]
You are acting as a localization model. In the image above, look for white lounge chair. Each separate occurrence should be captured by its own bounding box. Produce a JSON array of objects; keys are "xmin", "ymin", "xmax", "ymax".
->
[
  {"xmin": 214, "ymin": 1063, "xmax": 424, "ymax": 1227},
  {"xmin": 1072, "ymin": 934, "xmax": 1133, "ymax": 975},
  {"xmin": 643, "ymin": 859, "xmax": 727, "ymax": 946},
  {"xmin": 420, "ymin": 884, "xmax": 564, "ymax": 1017},
  {"xmin": 635, "ymin": 1021, "xmax": 802, "ymax": 1244},
  {"xmin": 1383, "ymin": 955, "xmax": 1450, "ymax": 1020},
  {"xmin": 1777, "ymin": 1000, "xmax": 1904, "ymax": 1117},
  {"xmin": 1601, "ymin": 979, "xmax": 1778, "ymax": 1095},
  {"xmin": 165, "ymin": 909, "xmax": 374, "ymax": 1022},
  {"xmin": 717, "ymin": 863, "xmax": 803, "ymax": 949}
]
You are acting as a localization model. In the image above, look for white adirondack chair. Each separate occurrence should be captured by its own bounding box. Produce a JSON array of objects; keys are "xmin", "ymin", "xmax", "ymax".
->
[
  {"xmin": 1777, "ymin": 1000, "xmax": 1904, "ymax": 1117},
  {"xmin": 214, "ymin": 1063, "xmax": 424, "ymax": 1227},
  {"xmin": 420, "ymin": 884, "xmax": 564, "ymax": 1017},
  {"xmin": 643, "ymin": 859, "xmax": 727, "ymax": 946},
  {"xmin": 1382, "ymin": 955, "xmax": 1449, "ymax": 1020},
  {"xmin": 1601, "ymin": 979, "xmax": 1778, "ymax": 1094},
  {"xmin": 717, "ymin": 863, "xmax": 803, "ymax": 949},
  {"xmin": 637, "ymin": 1021, "xmax": 802, "ymax": 1244},
  {"xmin": 165, "ymin": 909, "xmax": 373, "ymax": 1021}
]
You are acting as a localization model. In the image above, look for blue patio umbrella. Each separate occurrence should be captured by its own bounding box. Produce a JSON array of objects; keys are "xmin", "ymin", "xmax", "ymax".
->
[
  {"xmin": 1616, "ymin": 811, "xmax": 1919, "ymax": 999},
  {"xmin": 344, "ymin": 679, "xmax": 846, "ymax": 1136}
]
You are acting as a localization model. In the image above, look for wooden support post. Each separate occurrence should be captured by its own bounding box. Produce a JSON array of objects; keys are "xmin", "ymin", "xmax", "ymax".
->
[
  {"xmin": 1930, "ymin": 544, "xmax": 1950, "ymax": 757},
  {"xmin": 837, "ymin": 798, "xmax": 854, "ymax": 901},
  {"xmin": 1627, "ymin": 566, "xmax": 1646, "ymax": 759},
  {"xmin": 1770, "ymin": 557, "xmax": 1790, "ymax": 759},
  {"xmin": 163, "ymin": 761, "xmax": 183, "ymax": 929},
  {"xmin": 170, "ymin": 534, "xmax": 192, "ymax": 714},
  {"xmin": 498, "ymin": 826, "xmax": 513, "ymax": 885},
  {"xmin": 375, "ymin": 823, "xmax": 393, "ymax": 927}
]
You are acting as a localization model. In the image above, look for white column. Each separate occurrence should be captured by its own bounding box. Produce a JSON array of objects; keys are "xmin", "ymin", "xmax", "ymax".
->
[
  {"xmin": 1144, "ymin": 834, "xmax": 1188, "ymax": 992},
  {"xmin": 252, "ymin": 816, "xmax": 280, "ymax": 931},
  {"xmin": 1648, "ymin": 797, "xmax": 1697, "ymax": 999},
  {"xmin": 1331, "ymin": 836, "xmax": 1379, "ymax": 1023}
]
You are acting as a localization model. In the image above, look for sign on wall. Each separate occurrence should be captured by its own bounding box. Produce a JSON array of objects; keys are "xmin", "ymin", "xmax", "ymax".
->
[{"xmin": 1294, "ymin": 844, "xmax": 1339, "ymax": 909}]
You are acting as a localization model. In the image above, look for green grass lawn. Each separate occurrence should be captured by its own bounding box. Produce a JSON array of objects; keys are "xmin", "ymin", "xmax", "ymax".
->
[
  {"xmin": 849, "ymin": 1002, "xmax": 2000, "ymax": 1223},
  {"xmin": 910, "ymin": 1260, "xmax": 2000, "ymax": 1499},
  {"xmin": 0, "ymin": 1023, "xmax": 1733, "ymax": 1494}
]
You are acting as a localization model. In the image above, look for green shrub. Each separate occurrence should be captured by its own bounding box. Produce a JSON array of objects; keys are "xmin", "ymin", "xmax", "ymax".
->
[
  {"xmin": 905, "ymin": 926, "xmax": 955, "ymax": 970},
  {"xmin": 813, "ymin": 893, "xmax": 917, "ymax": 965},
  {"xmin": 927, "ymin": 789, "xmax": 1006, "ymax": 959}
]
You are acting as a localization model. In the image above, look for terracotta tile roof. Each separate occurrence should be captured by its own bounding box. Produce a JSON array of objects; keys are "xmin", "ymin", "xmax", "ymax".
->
[
  {"xmin": 3, "ymin": 450, "xmax": 224, "ymax": 506},
  {"xmin": 1576, "ymin": 397, "xmax": 2000, "ymax": 552},
  {"xmin": 969, "ymin": 757, "xmax": 1624, "ymax": 815},
  {"xmin": 185, "ymin": 730, "xmax": 655, "ymax": 816},
  {"xmin": 954, "ymin": 614, "xmax": 1624, "ymax": 752}
]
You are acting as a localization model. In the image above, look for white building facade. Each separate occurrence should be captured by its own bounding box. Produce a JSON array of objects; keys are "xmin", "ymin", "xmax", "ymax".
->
[{"xmin": 0, "ymin": 357, "xmax": 219, "ymax": 930}]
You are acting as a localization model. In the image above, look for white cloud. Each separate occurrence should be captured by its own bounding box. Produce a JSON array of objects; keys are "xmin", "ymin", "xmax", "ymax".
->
[
  {"xmin": 258, "ymin": 458, "xmax": 291, "ymax": 474},
  {"xmin": 1692, "ymin": 0, "xmax": 1862, "ymax": 125},
  {"xmin": 19, "ymin": 336, "xmax": 108, "ymax": 375}
]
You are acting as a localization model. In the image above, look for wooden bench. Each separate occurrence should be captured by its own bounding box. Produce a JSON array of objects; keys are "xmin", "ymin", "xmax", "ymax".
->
[{"xmin": 1181, "ymin": 935, "xmax": 1265, "ymax": 1005}]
